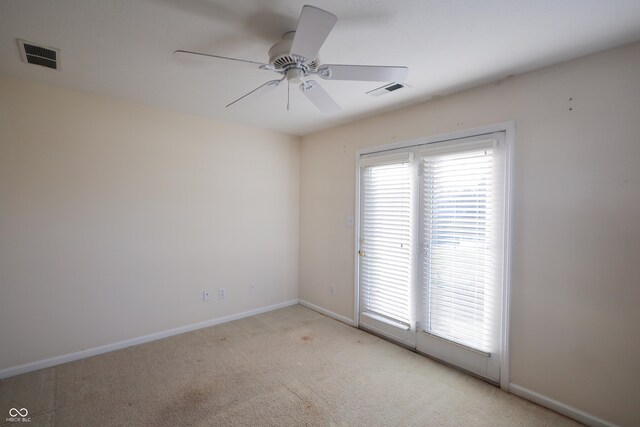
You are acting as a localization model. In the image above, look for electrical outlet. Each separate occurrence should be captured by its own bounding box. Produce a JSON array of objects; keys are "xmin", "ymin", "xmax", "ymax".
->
[
  {"xmin": 202, "ymin": 290, "xmax": 211, "ymax": 302},
  {"xmin": 330, "ymin": 284, "xmax": 336, "ymax": 295},
  {"xmin": 218, "ymin": 288, "xmax": 226, "ymax": 299},
  {"xmin": 249, "ymin": 282, "xmax": 256, "ymax": 293}
]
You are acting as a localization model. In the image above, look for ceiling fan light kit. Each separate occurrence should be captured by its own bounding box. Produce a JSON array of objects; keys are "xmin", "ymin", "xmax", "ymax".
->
[{"xmin": 175, "ymin": 5, "xmax": 408, "ymax": 114}]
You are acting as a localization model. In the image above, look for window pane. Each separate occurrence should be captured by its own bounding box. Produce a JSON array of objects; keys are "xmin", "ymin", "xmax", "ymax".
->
[
  {"xmin": 422, "ymin": 147, "xmax": 495, "ymax": 352},
  {"xmin": 360, "ymin": 162, "xmax": 412, "ymax": 326}
]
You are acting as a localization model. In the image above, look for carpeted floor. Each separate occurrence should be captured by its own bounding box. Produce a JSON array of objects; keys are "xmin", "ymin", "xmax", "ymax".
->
[{"xmin": 1, "ymin": 305, "xmax": 580, "ymax": 426}]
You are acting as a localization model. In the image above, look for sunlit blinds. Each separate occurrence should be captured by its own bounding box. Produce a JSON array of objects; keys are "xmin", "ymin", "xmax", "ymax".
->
[
  {"xmin": 360, "ymin": 160, "xmax": 412, "ymax": 326},
  {"xmin": 421, "ymin": 144, "xmax": 496, "ymax": 352}
]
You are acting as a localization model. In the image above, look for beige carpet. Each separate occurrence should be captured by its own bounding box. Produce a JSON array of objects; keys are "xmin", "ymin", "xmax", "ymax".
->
[{"xmin": 1, "ymin": 305, "xmax": 580, "ymax": 426}]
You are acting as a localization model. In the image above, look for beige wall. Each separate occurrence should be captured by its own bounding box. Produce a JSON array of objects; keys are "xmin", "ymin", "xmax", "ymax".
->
[
  {"xmin": 0, "ymin": 77, "xmax": 300, "ymax": 372},
  {"xmin": 300, "ymin": 41, "xmax": 640, "ymax": 426}
]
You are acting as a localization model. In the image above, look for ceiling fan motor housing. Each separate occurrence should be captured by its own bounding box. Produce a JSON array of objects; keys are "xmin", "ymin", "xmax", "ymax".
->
[{"xmin": 268, "ymin": 33, "xmax": 318, "ymax": 78}]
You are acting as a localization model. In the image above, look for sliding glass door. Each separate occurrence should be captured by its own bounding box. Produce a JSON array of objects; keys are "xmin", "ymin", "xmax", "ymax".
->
[{"xmin": 358, "ymin": 132, "xmax": 509, "ymax": 383}]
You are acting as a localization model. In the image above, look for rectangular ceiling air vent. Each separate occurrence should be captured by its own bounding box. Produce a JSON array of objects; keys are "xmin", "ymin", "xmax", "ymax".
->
[
  {"xmin": 18, "ymin": 39, "xmax": 60, "ymax": 70},
  {"xmin": 366, "ymin": 82, "xmax": 406, "ymax": 97}
]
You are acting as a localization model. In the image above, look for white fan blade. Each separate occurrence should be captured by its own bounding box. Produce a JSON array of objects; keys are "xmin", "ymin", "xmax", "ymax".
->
[
  {"xmin": 226, "ymin": 78, "xmax": 284, "ymax": 108},
  {"xmin": 174, "ymin": 50, "xmax": 273, "ymax": 71},
  {"xmin": 299, "ymin": 80, "xmax": 340, "ymax": 114},
  {"xmin": 290, "ymin": 6, "xmax": 337, "ymax": 61},
  {"xmin": 317, "ymin": 64, "xmax": 408, "ymax": 82}
]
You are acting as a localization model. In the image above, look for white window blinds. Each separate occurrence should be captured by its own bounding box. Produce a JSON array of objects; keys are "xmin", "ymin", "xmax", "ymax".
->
[
  {"xmin": 360, "ymin": 157, "xmax": 412, "ymax": 327},
  {"xmin": 420, "ymin": 142, "xmax": 497, "ymax": 352}
]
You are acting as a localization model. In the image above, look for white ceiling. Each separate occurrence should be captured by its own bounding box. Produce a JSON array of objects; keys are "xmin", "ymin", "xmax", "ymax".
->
[{"xmin": 1, "ymin": 0, "xmax": 640, "ymax": 136}]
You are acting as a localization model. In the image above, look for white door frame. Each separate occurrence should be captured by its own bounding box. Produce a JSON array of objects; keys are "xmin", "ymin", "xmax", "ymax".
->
[{"xmin": 353, "ymin": 121, "xmax": 515, "ymax": 391}]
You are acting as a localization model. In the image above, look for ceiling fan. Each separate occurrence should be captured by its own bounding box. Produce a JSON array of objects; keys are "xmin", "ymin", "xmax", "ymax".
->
[{"xmin": 174, "ymin": 5, "xmax": 408, "ymax": 114}]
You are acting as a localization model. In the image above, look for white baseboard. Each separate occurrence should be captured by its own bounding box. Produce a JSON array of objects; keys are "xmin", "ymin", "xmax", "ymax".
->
[
  {"xmin": 0, "ymin": 299, "xmax": 299, "ymax": 379},
  {"xmin": 509, "ymin": 383, "xmax": 617, "ymax": 427},
  {"xmin": 298, "ymin": 299, "xmax": 356, "ymax": 326}
]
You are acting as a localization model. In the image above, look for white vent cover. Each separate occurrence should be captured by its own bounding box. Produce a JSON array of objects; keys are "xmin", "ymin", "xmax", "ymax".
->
[
  {"xmin": 18, "ymin": 39, "xmax": 60, "ymax": 70},
  {"xmin": 366, "ymin": 82, "xmax": 406, "ymax": 97}
]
